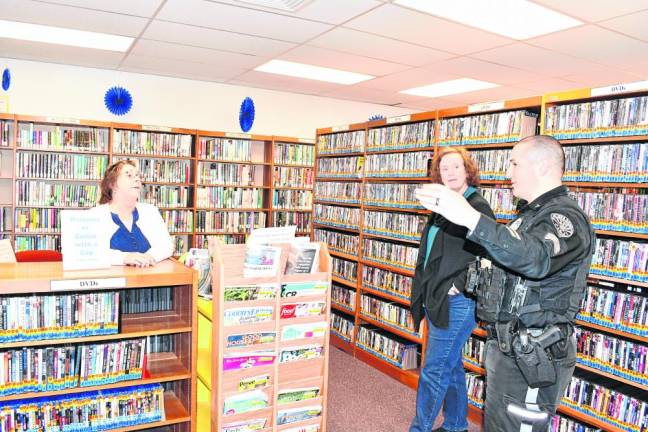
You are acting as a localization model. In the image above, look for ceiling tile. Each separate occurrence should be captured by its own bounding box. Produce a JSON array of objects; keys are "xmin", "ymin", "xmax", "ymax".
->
[
  {"xmin": 518, "ymin": 78, "xmax": 581, "ymax": 93},
  {"xmin": 156, "ymin": 0, "xmax": 332, "ymax": 43},
  {"xmin": 398, "ymin": 97, "xmax": 461, "ymax": 111},
  {"xmin": 143, "ymin": 20, "xmax": 296, "ymax": 56},
  {"xmin": 0, "ymin": 0, "xmax": 148, "ymax": 36},
  {"xmin": 121, "ymin": 54, "xmax": 246, "ymax": 81},
  {"xmin": 308, "ymin": 27, "xmax": 454, "ymax": 66},
  {"xmin": 279, "ymin": 46, "xmax": 411, "ymax": 76},
  {"xmin": 2, "ymin": 39, "xmax": 124, "ymax": 68},
  {"xmin": 598, "ymin": 9, "xmax": 648, "ymax": 42},
  {"xmin": 31, "ymin": 0, "xmax": 164, "ymax": 17},
  {"xmin": 527, "ymin": 25, "xmax": 648, "ymax": 68},
  {"xmin": 561, "ymin": 68, "xmax": 644, "ymax": 88},
  {"xmin": 356, "ymin": 68, "xmax": 461, "ymax": 92},
  {"xmin": 424, "ymin": 57, "xmax": 544, "ymax": 85},
  {"xmin": 131, "ymin": 39, "xmax": 265, "ymax": 69},
  {"xmin": 531, "ymin": 0, "xmax": 648, "ymax": 23},
  {"xmin": 442, "ymin": 86, "xmax": 539, "ymax": 105},
  {"xmin": 319, "ymin": 86, "xmax": 422, "ymax": 106},
  {"xmin": 344, "ymin": 4, "xmax": 513, "ymax": 55},
  {"xmin": 230, "ymin": 70, "xmax": 343, "ymax": 95}
]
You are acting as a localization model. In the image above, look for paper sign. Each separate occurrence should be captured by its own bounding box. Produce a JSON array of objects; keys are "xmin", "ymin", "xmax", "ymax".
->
[
  {"xmin": 0, "ymin": 239, "xmax": 16, "ymax": 263},
  {"xmin": 591, "ymin": 80, "xmax": 648, "ymax": 97},
  {"xmin": 386, "ymin": 115, "xmax": 411, "ymax": 124},
  {"xmin": 61, "ymin": 210, "xmax": 110, "ymax": 271},
  {"xmin": 468, "ymin": 101, "xmax": 505, "ymax": 113}
]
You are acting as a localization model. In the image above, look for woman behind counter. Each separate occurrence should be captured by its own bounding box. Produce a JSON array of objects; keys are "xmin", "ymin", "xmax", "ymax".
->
[
  {"xmin": 409, "ymin": 147, "xmax": 495, "ymax": 432},
  {"xmin": 90, "ymin": 160, "xmax": 173, "ymax": 267}
]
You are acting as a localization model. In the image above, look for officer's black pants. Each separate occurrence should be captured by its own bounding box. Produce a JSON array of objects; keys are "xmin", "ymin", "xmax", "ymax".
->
[{"xmin": 483, "ymin": 335, "xmax": 576, "ymax": 431}]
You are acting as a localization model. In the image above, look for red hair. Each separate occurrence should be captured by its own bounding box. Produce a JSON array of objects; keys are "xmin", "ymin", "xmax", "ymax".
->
[{"xmin": 430, "ymin": 147, "xmax": 481, "ymax": 186}]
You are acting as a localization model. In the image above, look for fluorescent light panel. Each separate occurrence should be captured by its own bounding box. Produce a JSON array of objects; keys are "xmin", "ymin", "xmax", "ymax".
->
[
  {"xmin": 0, "ymin": 19, "xmax": 134, "ymax": 52},
  {"xmin": 255, "ymin": 60, "xmax": 374, "ymax": 85},
  {"xmin": 393, "ymin": 0, "xmax": 582, "ymax": 40},
  {"xmin": 400, "ymin": 78, "xmax": 499, "ymax": 97}
]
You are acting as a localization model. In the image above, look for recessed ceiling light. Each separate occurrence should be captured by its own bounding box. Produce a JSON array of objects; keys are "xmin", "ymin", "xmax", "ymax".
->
[
  {"xmin": 393, "ymin": 0, "xmax": 582, "ymax": 40},
  {"xmin": 400, "ymin": 78, "xmax": 499, "ymax": 97},
  {"xmin": 0, "ymin": 19, "xmax": 134, "ymax": 52},
  {"xmin": 255, "ymin": 60, "xmax": 374, "ymax": 85}
]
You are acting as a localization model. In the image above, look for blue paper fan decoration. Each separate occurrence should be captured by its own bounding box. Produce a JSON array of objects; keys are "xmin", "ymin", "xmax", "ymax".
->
[
  {"xmin": 369, "ymin": 114, "xmax": 384, "ymax": 121},
  {"xmin": 2, "ymin": 68, "xmax": 10, "ymax": 91},
  {"xmin": 104, "ymin": 86, "xmax": 133, "ymax": 116},
  {"xmin": 239, "ymin": 97, "xmax": 255, "ymax": 132}
]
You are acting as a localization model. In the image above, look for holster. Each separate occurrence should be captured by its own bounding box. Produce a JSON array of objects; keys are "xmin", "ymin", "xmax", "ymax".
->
[{"xmin": 511, "ymin": 327, "xmax": 563, "ymax": 388}]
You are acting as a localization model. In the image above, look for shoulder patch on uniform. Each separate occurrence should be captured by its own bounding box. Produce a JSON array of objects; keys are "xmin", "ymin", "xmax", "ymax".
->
[
  {"xmin": 509, "ymin": 217, "xmax": 523, "ymax": 231},
  {"xmin": 550, "ymin": 213, "xmax": 574, "ymax": 238}
]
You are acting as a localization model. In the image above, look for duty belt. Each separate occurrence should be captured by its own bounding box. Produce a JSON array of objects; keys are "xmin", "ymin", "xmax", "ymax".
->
[{"xmin": 485, "ymin": 323, "xmax": 573, "ymax": 341}]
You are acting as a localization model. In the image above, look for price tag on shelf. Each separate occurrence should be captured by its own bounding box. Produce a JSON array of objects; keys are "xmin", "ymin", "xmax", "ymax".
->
[
  {"xmin": 386, "ymin": 115, "xmax": 411, "ymax": 125},
  {"xmin": 51, "ymin": 277, "xmax": 126, "ymax": 291},
  {"xmin": 468, "ymin": 101, "xmax": 505, "ymax": 113},
  {"xmin": 143, "ymin": 125, "xmax": 173, "ymax": 132},
  {"xmin": 46, "ymin": 116, "xmax": 81, "ymax": 124},
  {"xmin": 591, "ymin": 80, "xmax": 648, "ymax": 97},
  {"xmin": 226, "ymin": 132, "xmax": 252, "ymax": 139},
  {"xmin": 331, "ymin": 125, "xmax": 349, "ymax": 132}
]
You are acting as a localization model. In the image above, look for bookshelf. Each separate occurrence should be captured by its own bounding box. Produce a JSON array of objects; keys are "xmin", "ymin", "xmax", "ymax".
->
[
  {"xmin": 196, "ymin": 241, "xmax": 331, "ymax": 431},
  {"xmin": 0, "ymin": 114, "xmax": 314, "ymax": 255},
  {"xmin": 0, "ymin": 259, "xmax": 198, "ymax": 432},
  {"xmin": 314, "ymin": 91, "xmax": 647, "ymax": 431}
]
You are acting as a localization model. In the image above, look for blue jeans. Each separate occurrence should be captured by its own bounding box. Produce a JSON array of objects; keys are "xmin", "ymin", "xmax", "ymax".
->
[{"xmin": 410, "ymin": 294, "xmax": 476, "ymax": 432}]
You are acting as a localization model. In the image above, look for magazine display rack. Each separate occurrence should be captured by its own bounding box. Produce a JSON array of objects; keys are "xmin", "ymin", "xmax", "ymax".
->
[{"xmin": 197, "ymin": 242, "xmax": 331, "ymax": 432}]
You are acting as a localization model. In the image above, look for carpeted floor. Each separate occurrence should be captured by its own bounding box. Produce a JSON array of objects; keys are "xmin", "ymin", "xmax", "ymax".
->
[{"xmin": 326, "ymin": 346, "xmax": 482, "ymax": 432}]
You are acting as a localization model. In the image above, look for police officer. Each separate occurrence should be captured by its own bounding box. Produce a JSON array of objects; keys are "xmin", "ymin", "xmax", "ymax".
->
[{"xmin": 415, "ymin": 135, "xmax": 594, "ymax": 431}]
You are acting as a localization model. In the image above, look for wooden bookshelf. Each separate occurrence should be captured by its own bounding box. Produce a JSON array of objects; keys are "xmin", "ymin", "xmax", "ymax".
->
[{"xmin": 0, "ymin": 259, "xmax": 197, "ymax": 432}]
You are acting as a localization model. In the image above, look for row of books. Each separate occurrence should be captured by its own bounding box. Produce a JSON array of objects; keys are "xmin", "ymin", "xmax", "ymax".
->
[
  {"xmin": 0, "ymin": 207, "xmax": 7, "ymax": 231},
  {"xmin": 316, "ymin": 156, "xmax": 363, "ymax": 179},
  {"xmin": 196, "ymin": 234, "xmax": 247, "ymax": 247},
  {"xmin": 591, "ymin": 238, "xmax": 648, "ymax": 283},
  {"xmin": 120, "ymin": 287, "xmax": 173, "ymax": 314},
  {"xmin": 356, "ymin": 325, "xmax": 418, "ymax": 370},
  {"xmin": 272, "ymin": 189, "xmax": 313, "ymax": 210},
  {"xmin": 313, "ymin": 204, "xmax": 360, "ymax": 230},
  {"xmin": 463, "ymin": 336, "xmax": 486, "ymax": 367},
  {"xmin": 173, "ymin": 234, "xmax": 189, "ymax": 255},
  {"xmin": 570, "ymin": 189, "xmax": 648, "ymax": 234},
  {"xmin": 314, "ymin": 182, "xmax": 361, "ymax": 204},
  {"xmin": 332, "ymin": 284, "xmax": 356, "ymax": 311},
  {"xmin": 197, "ymin": 137, "xmax": 262, "ymax": 162},
  {"xmin": 112, "ymin": 131, "xmax": 192, "ymax": 157},
  {"xmin": 578, "ymin": 285, "xmax": 647, "ymax": 337},
  {"xmin": 363, "ymin": 210, "xmax": 426, "ymax": 241},
  {"xmin": 160, "ymin": 209, "xmax": 193, "ymax": 233},
  {"xmin": 0, "ymin": 383, "xmax": 165, "ymax": 431},
  {"xmin": 465, "ymin": 372, "xmax": 485, "ymax": 409},
  {"xmin": 575, "ymin": 327, "xmax": 647, "ymax": 386},
  {"xmin": 471, "ymin": 149, "xmax": 512, "ymax": 181},
  {"xmin": 331, "ymin": 257, "xmax": 357, "ymax": 283},
  {"xmin": 14, "ymin": 207, "xmax": 59, "ymax": 233},
  {"xmin": 15, "ymin": 180, "xmax": 98, "ymax": 208},
  {"xmin": 364, "ymin": 151, "xmax": 432, "ymax": 178},
  {"xmin": 14, "ymin": 234, "xmax": 59, "ymax": 251},
  {"xmin": 114, "ymin": 156, "xmax": 192, "ymax": 184},
  {"xmin": 363, "ymin": 266, "xmax": 412, "ymax": 300},
  {"xmin": 331, "ymin": 311, "xmax": 354, "ymax": 342},
  {"xmin": 362, "ymin": 238, "xmax": 418, "ymax": 271},
  {"xmin": 480, "ymin": 186, "xmax": 516, "ymax": 220},
  {"xmin": 274, "ymin": 142, "xmax": 315, "ymax": 166},
  {"xmin": 564, "ymin": 143, "xmax": 648, "ymax": 183},
  {"xmin": 197, "ymin": 161, "xmax": 261, "ymax": 187},
  {"xmin": 0, "ymin": 120, "xmax": 11, "ymax": 147},
  {"xmin": 367, "ymin": 121, "xmax": 434, "ymax": 151},
  {"xmin": 196, "ymin": 186, "xmax": 264, "ymax": 209},
  {"xmin": 16, "ymin": 152, "xmax": 108, "ymax": 180},
  {"xmin": 438, "ymin": 110, "xmax": 538, "ymax": 146},
  {"xmin": 273, "ymin": 211, "xmax": 311, "ymax": 232},
  {"xmin": 0, "ymin": 292, "xmax": 119, "ymax": 343},
  {"xmin": 17, "ymin": 123, "xmax": 109, "ymax": 152},
  {"xmin": 273, "ymin": 166, "xmax": 314, "ymax": 188},
  {"xmin": 313, "ymin": 229, "xmax": 358, "ymax": 256},
  {"xmin": 195, "ymin": 210, "xmax": 266, "ymax": 233},
  {"xmin": 360, "ymin": 294, "xmax": 418, "ymax": 336},
  {"xmin": 550, "ymin": 416, "xmax": 599, "ymax": 432},
  {"xmin": 140, "ymin": 184, "xmax": 191, "ymax": 208},
  {"xmin": 317, "ymin": 130, "xmax": 365, "ymax": 155},
  {"xmin": 545, "ymin": 96, "xmax": 648, "ymax": 139},
  {"xmin": 364, "ymin": 182, "xmax": 423, "ymax": 209},
  {"xmin": 562, "ymin": 374, "xmax": 647, "ymax": 431}
]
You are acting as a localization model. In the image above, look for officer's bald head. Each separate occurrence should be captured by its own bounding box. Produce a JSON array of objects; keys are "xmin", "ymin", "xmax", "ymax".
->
[{"xmin": 516, "ymin": 135, "xmax": 565, "ymax": 178}]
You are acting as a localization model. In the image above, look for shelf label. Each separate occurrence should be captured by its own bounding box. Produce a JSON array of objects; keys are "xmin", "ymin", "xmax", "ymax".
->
[
  {"xmin": 597, "ymin": 280, "xmax": 614, "ymax": 288},
  {"xmin": 46, "ymin": 116, "xmax": 81, "ymax": 124},
  {"xmin": 386, "ymin": 115, "xmax": 411, "ymax": 124},
  {"xmin": 331, "ymin": 125, "xmax": 349, "ymax": 132},
  {"xmin": 143, "ymin": 124, "xmax": 173, "ymax": 132},
  {"xmin": 298, "ymin": 138, "xmax": 315, "ymax": 144},
  {"xmin": 468, "ymin": 101, "xmax": 505, "ymax": 113},
  {"xmin": 591, "ymin": 80, "xmax": 648, "ymax": 97},
  {"xmin": 51, "ymin": 277, "xmax": 126, "ymax": 291},
  {"xmin": 226, "ymin": 132, "xmax": 252, "ymax": 139}
]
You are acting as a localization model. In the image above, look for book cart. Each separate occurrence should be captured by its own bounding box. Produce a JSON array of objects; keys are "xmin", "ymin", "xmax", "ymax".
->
[
  {"xmin": 197, "ymin": 241, "xmax": 332, "ymax": 432},
  {"xmin": 0, "ymin": 259, "xmax": 198, "ymax": 432}
]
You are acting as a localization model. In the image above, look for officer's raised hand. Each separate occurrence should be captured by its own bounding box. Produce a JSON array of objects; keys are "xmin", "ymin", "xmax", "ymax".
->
[{"xmin": 415, "ymin": 183, "xmax": 481, "ymax": 231}]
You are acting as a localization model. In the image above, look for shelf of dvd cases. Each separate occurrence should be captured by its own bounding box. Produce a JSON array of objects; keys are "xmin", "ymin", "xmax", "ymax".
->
[
  {"xmin": 0, "ymin": 259, "xmax": 197, "ymax": 432},
  {"xmin": 197, "ymin": 241, "xmax": 331, "ymax": 432}
]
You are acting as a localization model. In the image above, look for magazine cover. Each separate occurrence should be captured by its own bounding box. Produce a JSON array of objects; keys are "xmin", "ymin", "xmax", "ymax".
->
[
  {"xmin": 238, "ymin": 374, "xmax": 271, "ymax": 391},
  {"xmin": 277, "ymin": 387, "xmax": 320, "ymax": 404},
  {"xmin": 279, "ymin": 345, "xmax": 324, "ymax": 363},
  {"xmin": 281, "ymin": 322, "xmax": 327, "ymax": 341},
  {"xmin": 227, "ymin": 331, "xmax": 277, "ymax": 348},
  {"xmin": 223, "ymin": 351, "xmax": 276, "ymax": 371},
  {"xmin": 223, "ymin": 306, "xmax": 274, "ymax": 326},
  {"xmin": 223, "ymin": 390, "xmax": 268, "ymax": 415},
  {"xmin": 221, "ymin": 418, "xmax": 267, "ymax": 432},
  {"xmin": 243, "ymin": 245, "xmax": 282, "ymax": 278},
  {"xmin": 280, "ymin": 281, "xmax": 328, "ymax": 298},
  {"xmin": 280, "ymin": 302, "xmax": 326, "ymax": 319},
  {"xmin": 276, "ymin": 405, "xmax": 322, "ymax": 425},
  {"xmin": 223, "ymin": 284, "xmax": 277, "ymax": 302}
]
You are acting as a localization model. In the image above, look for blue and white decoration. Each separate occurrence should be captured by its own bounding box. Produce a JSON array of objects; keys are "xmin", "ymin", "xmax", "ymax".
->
[
  {"xmin": 239, "ymin": 96, "xmax": 255, "ymax": 132},
  {"xmin": 2, "ymin": 68, "xmax": 10, "ymax": 91},
  {"xmin": 104, "ymin": 86, "xmax": 133, "ymax": 116},
  {"xmin": 369, "ymin": 114, "xmax": 385, "ymax": 121}
]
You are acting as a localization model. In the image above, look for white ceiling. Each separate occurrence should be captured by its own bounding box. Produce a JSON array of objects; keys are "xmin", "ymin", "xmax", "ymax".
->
[{"xmin": 1, "ymin": 0, "xmax": 648, "ymax": 110}]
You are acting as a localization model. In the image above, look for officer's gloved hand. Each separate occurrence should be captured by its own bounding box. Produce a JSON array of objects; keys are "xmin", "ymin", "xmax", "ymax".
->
[{"xmin": 506, "ymin": 402, "xmax": 550, "ymax": 429}]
